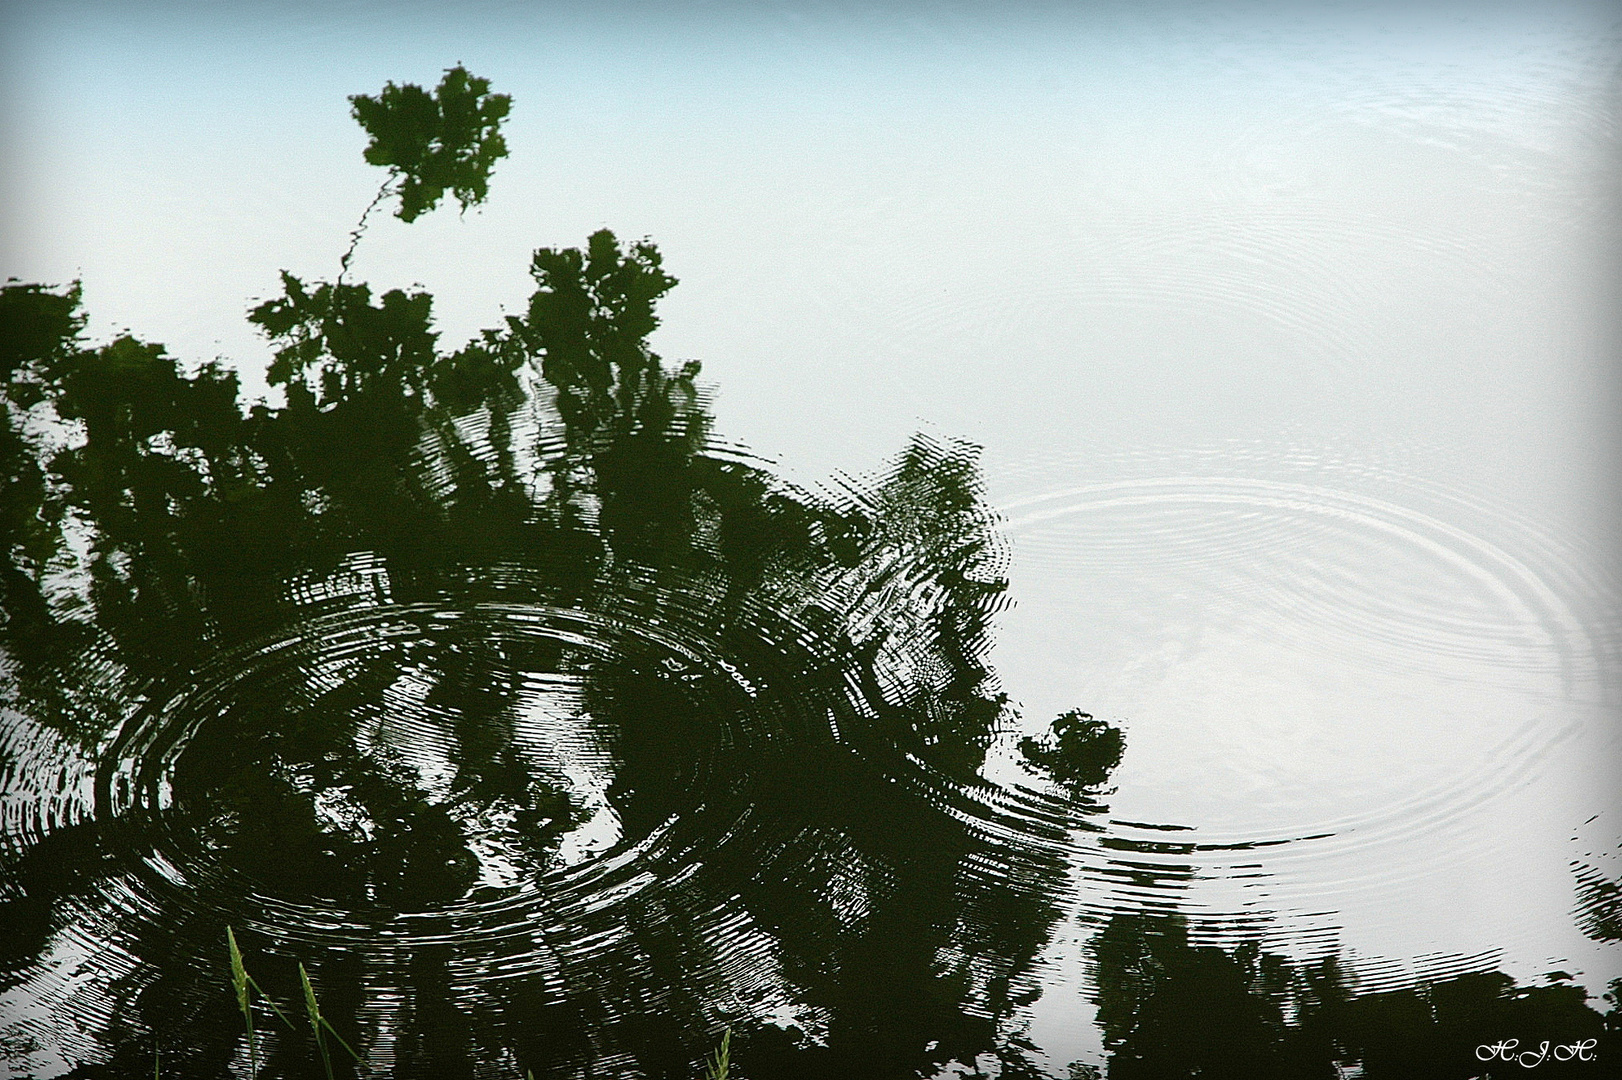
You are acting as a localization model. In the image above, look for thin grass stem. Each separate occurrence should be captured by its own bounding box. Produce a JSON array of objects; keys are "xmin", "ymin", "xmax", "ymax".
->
[
  {"xmin": 245, "ymin": 973, "xmax": 296, "ymax": 1031},
  {"xmin": 321, "ymin": 1014, "xmax": 364, "ymax": 1063},
  {"xmin": 300, "ymin": 963, "xmax": 335, "ymax": 1080},
  {"xmin": 226, "ymin": 928, "xmax": 257, "ymax": 1078}
]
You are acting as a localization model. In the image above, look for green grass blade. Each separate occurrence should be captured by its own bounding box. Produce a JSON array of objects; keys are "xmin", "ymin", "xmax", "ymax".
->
[
  {"xmin": 703, "ymin": 1027, "xmax": 731, "ymax": 1080},
  {"xmin": 227, "ymin": 928, "xmax": 249, "ymax": 1012},
  {"xmin": 321, "ymin": 1015, "xmax": 364, "ymax": 1064},
  {"xmin": 299, "ymin": 963, "xmax": 335, "ymax": 1080},
  {"xmin": 226, "ymin": 928, "xmax": 257, "ymax": 1078},
  {"xmin": 245, "ymin": 973, "xmax": 296, "ymax": 1030}
]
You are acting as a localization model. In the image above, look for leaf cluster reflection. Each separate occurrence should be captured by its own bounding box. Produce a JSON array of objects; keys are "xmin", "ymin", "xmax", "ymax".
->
[{"xmin": 1, "ymin": 208, "xmax": 1092, "ymax": 1075}]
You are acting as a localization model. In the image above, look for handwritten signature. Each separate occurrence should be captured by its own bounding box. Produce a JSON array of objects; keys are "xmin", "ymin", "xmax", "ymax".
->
[{"xmin": 1475, "ymin": 1039, "xmax": 1598, "ymax": 1068}]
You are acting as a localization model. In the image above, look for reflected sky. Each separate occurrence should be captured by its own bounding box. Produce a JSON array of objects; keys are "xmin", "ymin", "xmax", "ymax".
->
[{"xmin": 5, "ymin": 2, "xmax": 1617, "ymax": 487}]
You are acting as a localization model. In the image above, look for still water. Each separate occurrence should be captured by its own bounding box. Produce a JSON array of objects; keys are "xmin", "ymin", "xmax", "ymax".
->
[{"xmin": 2, "ymin": 3, "xmax": 1620, "ymax": 1078}]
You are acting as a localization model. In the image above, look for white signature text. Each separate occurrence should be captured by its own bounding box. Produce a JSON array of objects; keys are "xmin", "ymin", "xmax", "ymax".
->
[{"xmin": 1475, "ymin": 1038, "xmax": 1598, "ymax": 1068}]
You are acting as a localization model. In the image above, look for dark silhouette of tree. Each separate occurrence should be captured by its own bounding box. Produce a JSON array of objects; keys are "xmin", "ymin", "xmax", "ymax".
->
[
  {"xmin": 350, "ymin": 65, "xmax": 511, "ymax": 225},
  {"xmin": 1020, "ymin": 710, "xmax": 1125, "ymax": 793},
  {"xmin": 0, "ymin": 68, "xmax": 1118, "ymax": 1080},
  {"xmin": 342, "ymin": 65, "xmax": 511, "ymax": 276},
  {"xmin": 1087, "ymin": 911, "xmax": 1617, "ymax": 1080}
]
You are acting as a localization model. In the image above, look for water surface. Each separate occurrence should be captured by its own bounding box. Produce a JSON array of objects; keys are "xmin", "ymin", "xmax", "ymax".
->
[{"xmin": 2, "ymin": 3, "xmax": 1619, "ymax": 1077}]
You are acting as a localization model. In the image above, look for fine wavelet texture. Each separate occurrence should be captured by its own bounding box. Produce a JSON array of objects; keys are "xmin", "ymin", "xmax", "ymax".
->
[
  {"xmin": 989, "ymin": 442, "xmax": 1620, "ymax": 1028},
  {"xmin": 6, "ymin": 11, "xmax": 1622, "ymax": 1063},
  {"xmin": 4, "ymin": 325, "xmax": 1619, "ymax": 1077},
  {"xmin": 0, "ymin": 299, "xmax": 1088, "ymax": 1079}
]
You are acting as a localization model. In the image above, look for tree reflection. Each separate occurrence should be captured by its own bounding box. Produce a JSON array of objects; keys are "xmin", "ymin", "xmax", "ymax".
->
[
  {"xmin": 1, "ymin": 177, "xmax": 1113, "ymax": 1074},
  {"xmin": 1087, "ymin": 911, "xmax": 1619, "ymax": 1079}
]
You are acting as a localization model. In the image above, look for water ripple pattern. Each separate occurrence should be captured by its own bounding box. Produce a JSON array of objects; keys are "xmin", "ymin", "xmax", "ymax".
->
[
  {"xmin": 0, "ymin": 365, "xmax": 1070, "ymax": 1078},
  {"xmin": 988, "ymin": 442, "xmax": 1620, "ymax": 1002}
]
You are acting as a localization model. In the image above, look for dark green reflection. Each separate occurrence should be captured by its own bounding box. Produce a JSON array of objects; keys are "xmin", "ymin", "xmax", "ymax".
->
[
  {"xmin": 0, "ymin": 69, "xmax": 1118, "ymax": 1075},
  {"xmin": 1086, "ymin": 911, "xmax": 1620, "ymax": 1079}
]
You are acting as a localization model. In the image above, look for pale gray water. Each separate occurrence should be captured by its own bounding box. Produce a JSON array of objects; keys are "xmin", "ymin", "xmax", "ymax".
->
[{"xmin": 986, "ymin": 440, "xmax": 1621, "ymax": 1068}]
